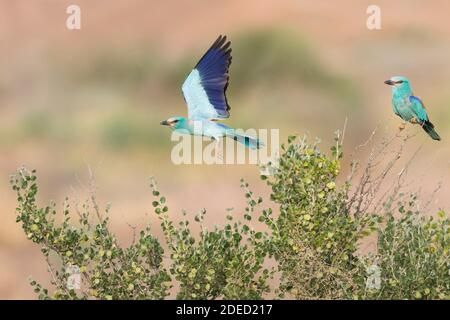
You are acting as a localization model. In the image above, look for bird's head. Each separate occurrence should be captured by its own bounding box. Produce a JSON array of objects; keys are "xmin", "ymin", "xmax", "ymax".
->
[
  {"xmin": 160, "ymin": 116, "xmax": 186, "ymax": 130},
  {"xmin": 384, "ymin": 76, "xmax": 412, "ymax": 91}
]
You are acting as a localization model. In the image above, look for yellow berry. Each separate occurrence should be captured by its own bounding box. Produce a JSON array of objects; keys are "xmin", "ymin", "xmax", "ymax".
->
[{"xmin": 326, "ymin": 182, "xmax": 336, "ymax": 190}]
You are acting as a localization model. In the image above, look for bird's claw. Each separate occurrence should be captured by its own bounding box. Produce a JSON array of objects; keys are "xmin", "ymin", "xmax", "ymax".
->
[
  {"xmin": 409, "ymin": 117, "xmax": 418, "ymax": 124},
  {"xmin": 215, "ymin": 150, "xmax": 224, "ymax": 162},
  {"xmin": 214, "ymin": 140, "xmax": 224, "ymax": 162}
]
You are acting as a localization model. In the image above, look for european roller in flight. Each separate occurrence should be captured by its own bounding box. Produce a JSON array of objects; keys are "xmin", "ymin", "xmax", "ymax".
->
[
  {"xmin": 160, "ymin": 35, "xmax": 262, "ymax": 150},
  {"xmin": 384, "ymin": 76, "xmax": 441, "ymax": 141}
]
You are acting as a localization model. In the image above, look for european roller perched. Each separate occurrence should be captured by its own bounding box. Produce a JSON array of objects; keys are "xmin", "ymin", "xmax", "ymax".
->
[
  {"xmin": 384, "ymin": 76, "xmax": 441, "ymax": 141},
  {"xmin": 161, "ymin": 35, "xmax": 262, "ymax": 150}
]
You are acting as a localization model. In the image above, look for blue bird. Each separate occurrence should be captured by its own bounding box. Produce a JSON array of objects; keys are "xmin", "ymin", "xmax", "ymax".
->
[
  {"xmin": 384, "ymin": 76, "xmax": 441, "ymax": 141},
  {"xmin": 161, "ymin": 35, "xmax": 262, "ymax": 150}
]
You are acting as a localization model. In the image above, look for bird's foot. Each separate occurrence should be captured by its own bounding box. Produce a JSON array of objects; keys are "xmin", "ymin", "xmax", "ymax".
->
[
  {"xmin": 215, "ymin": 150, "xmax": 224, "ymax": 162},
  {"xmin": 409, "ymin": 117, "xmax": 419, "ymax": 124},
  {"xmin": 398, "ymin": 122, "xmax": 406, "ymax": 131},
  {"xmin": 214, "ymin": 140, "xmax": 224, "ymax": 163}
]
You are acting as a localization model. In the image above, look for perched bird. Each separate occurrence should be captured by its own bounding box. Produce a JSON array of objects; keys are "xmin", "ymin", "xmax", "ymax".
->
[
  {"xmin": 384, "ymin": 76, "xmax": 441, "ymax": 141},
  {"xmin": 161, "ymin": 35, "xmax": 262, "ymax": 150}
]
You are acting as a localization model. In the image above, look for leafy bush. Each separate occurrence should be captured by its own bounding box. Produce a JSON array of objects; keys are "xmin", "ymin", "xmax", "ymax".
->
[
  {"xmin": 11, "ymin": 169, "xmax": 171, "ymax": 300},
  {"xmin": 10, "ymin": 169, "xmax": 272, "ymax": 300},
  {"xmin": 360, "ymin": 197, "xmax": 449, "ymax": 300},
  {"xmin": 10, "ymin": 132, "xmax": 449, "ymax": 300},
  {"xmin": 261, "ymin": 133, "xmax": 378, "ymax": 299},
  {"xmin": 151, "ymin": 178, "xmax": 272, "ymax": 299}
]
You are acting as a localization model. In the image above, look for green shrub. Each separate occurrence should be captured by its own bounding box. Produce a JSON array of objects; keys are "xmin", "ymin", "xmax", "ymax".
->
[
  {"xmin": 10, "ymin": 169, "xmax": 272, "ymax": 300},
  {"xmin": 11, "ymin": 168, "xmax": 171, "ymax": 300},
  {"xmin": 150, "ymin": 178, "xmax": 272, "ymax": 300},
  {"xmin": 359, "ymin": 196, "xmax": 449, "ymax": 300},
  {"xmin": 10, "ymin": 132, "xmax": 449, "ymax": 300},
  {"xmin": 261, "ymin": 133, "xmax": 378, "ymax": 299}
]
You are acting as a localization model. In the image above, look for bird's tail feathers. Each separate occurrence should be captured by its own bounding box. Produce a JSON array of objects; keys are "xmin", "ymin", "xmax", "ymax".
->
[
  {"xmin": 422, "ymin": 121, "xmax": 441, "ymax": 141},
  {"xmin": 226, "ymin": 131, "xmax": 264, "ymax": 150}
]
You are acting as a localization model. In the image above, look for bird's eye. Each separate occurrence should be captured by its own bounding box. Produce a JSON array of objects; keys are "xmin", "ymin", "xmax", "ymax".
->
[
  {"xmin": 173, "ymin": 119, "xmax": 179, "ymax": 123},
  {"xmin": 396, "ymin": 80, "xmax": 404, "ymax": 84}
]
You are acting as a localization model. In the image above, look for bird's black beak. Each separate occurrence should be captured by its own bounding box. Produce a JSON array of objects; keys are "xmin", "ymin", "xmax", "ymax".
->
[
  {"xmin": 160, "ymin": 120, "xmax": 169, "ymax": 126},
  {"xmin": 384, "ymin": 79, "xmax": 395, "ymax": 86}
]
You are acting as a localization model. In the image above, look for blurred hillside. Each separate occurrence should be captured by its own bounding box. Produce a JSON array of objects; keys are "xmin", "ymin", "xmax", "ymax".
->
[{"xmin": 1, "ymin": 0, "xmax": 450, "ymax": 299}]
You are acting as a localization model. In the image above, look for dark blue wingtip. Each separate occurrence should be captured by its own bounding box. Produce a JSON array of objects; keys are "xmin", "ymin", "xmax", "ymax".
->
[{"xmin": 193, "ymin": 34, "xmax": 233, "ymax": 118}]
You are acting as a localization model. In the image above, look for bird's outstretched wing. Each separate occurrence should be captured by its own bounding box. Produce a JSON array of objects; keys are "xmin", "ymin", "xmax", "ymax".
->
[
  {"xmin": 182, "ymin": 35, "xmax": 232, "ymax": 120},
  {"xmin": 409, "ymin": 96, "xmax": 429, "ymax": 123}
]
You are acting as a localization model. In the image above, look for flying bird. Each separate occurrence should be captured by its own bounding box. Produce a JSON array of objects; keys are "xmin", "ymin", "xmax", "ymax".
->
[
  {"xmin": 160, "ymin": 35, "xmax": 262, "ymax": 150},
  {"xmin": 384, "ymin": 76, "xmax": 441, "ymax": 141}
]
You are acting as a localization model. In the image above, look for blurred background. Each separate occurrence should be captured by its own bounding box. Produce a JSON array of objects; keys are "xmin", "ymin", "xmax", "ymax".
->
[{"xmin": 1, "ymin": 0, "xmax": 450, "ymax": 299}]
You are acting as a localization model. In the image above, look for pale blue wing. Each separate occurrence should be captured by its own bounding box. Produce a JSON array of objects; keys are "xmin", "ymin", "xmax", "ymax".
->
[
  {"xmin": 182, "ymin": 35, "xmax": 232, "ymax": 120},
  {"xmin": 409, "ymin": 96, "xmax": 429, "ymax": 122}
]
